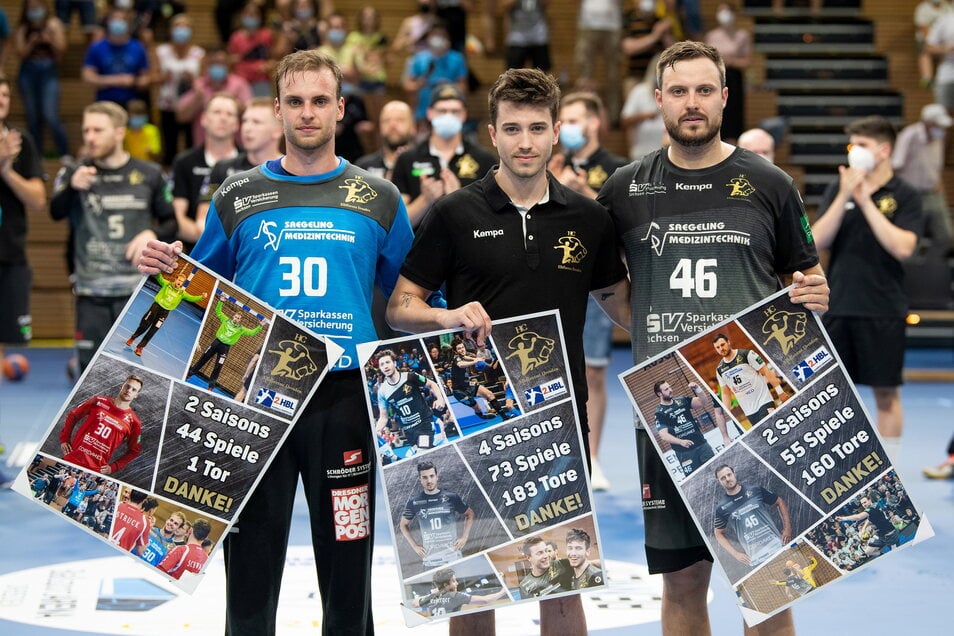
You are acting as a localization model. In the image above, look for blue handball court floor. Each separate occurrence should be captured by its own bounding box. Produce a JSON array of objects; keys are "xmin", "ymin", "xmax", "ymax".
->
[{"xmin": 0, "ymin": 345, "xmax": 952, "ymax": 635}]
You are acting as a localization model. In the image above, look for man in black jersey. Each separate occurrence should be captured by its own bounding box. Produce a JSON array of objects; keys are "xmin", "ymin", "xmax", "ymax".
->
[
  {"xmin": 518, "ymin": 535, "xmax": 570, "ymax": 599},
  {"xmin": 598, "ymin": 41, "xmax": 829, "ymax": 635},
  {"xmin": 653, "ymin": 380, "xmax": 727, "ymax": 476},
  {"xmin": 375, "ymin": 349, "xmax": 448, "ymax": 452},
  {"xmin": 411, "ymin": 567, "xmax": 507, "ymax": 616},
  {"xmin": 835, "ymin": 494, "xmax": 901, "ymax": 557},
  {"xmin": 564, "ymin": 527, "xmax": 604, "ymax": 590},
  {"xmin": 400, "ymin": 461, "xmax": 475, "ymax": 567},
  {"xmin": 713, "ymin": 464, "xmax": 791, "ymax": 568},
  {"xmin": 449, "ymin": 340, "xmax": 515, "ymax": 420}
]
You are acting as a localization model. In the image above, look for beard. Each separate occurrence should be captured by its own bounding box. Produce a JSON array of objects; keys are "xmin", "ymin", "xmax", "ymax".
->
[
  {"xmin": 384, "ymin": 134, "xmax": 412, "ymax": 152},
  {"xmin": 664, "ymin": 110, "xmax": 722, "ymax": 147}
]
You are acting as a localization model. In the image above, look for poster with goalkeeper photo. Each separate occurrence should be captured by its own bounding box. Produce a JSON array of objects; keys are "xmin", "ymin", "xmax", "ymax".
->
[
  {"xmin": 618, "ymin": 287, "xmax": 934, "ymax": 626},
  {"xmin": 358, "ymin": 310, "xmax": 607, "ymax": 625},
  {"xmin": 12, "ymin": 254, "xmax": 342, "ymax": 593}
]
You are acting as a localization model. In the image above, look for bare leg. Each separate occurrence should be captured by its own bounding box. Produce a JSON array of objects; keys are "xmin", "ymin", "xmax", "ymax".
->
[
  {"xmin": 744, "ymin": 608, "xmax": 795, "ymax": 636},
  {"xmin": 661, "ymin": 559, "xmax": 712, "ymax": 636},
  {"xmin": 450, "ymin": 610, "xmax": 495, "ymax": 636},
  {"xmin": 540, "ymin": 595, "xmax": 586, "ymax": 636}
]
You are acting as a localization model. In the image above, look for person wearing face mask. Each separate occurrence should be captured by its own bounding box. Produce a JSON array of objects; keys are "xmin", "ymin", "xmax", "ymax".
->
[
  {"xmin": 392, "ymin": 83, "xmax": 495, "ymax": 227},
  {"xmin": 14, "ymin": 0, "xmax": 70, "ymax": 162},
  {"xmin": 176, "ymin": 48, "xmax": 253, "ymax": 146},
  {"xmin": 155, "ymin": 13, "xmax": 205, "ymax": 167},
  {"xmin": 81, "ymin": 8, "xmax": 151, "ymax": 109},
  {"xmin": 227, "ymin": 0, "xmax": 283, "ymax": 96},
  {"xmin": 704, "ymin": 2, "xmax": 751, "ymax": 143},
  {"xmin": 318, "ymin": 12, "xmax": 360, "ymax": 95},
  {"xmin": 403, "ymin": 20, "xmax": 469, "ymax": 124},
  {"xmin": 547, "ymin": 91, "xmax": 626, "ymax": 491},
  {"xmin": 813, "ymin": 116, "xmax": 926, "ymax": 462},
  {"xmin": 122, "ymin": 98, "xmax": 162, "ymax": 163}
]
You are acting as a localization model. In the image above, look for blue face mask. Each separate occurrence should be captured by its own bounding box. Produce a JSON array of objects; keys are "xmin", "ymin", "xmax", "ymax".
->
[
  {"xmin": 171, "ymin": 26, "xmax": 192, "ymax": 43},
  {"xmin": 559, "ymin": 123, "xmax": 586, "ymax": 151},
  {"xmin": 27, "ymin": 8, "xmax": 46, "ymax": 23},
  {"xmin": 242, "ymin": 16, "xmax": 261, "ymax": 30},
  {"xmin": 431, "ymin": 112, "xmax": 463, "ymax": 139},
  {"xmin": 327, "ymin": 28, "xmax": 346, "ymax": 45},
  {"xmin": 208, "ymin": 64, "xmax": 229, "ymax": 82},
  {"xmin": 128, "ymin": 115, "xmax": 148, "ymax": 130},
  {"xmin": 108, "ymin": 19, "xmax": 129, "ymax": 38}
]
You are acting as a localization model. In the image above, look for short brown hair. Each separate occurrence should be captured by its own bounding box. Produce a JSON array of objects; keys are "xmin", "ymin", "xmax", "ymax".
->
[
  {"xmin": 84, "ymin": 101, "xmax": 128, "ymax": 128},
  {"xmin": 561, "ymin": 91, "xmax": 604, "ymax": 119},
  {"xmin": 488, "ymin": 68, "xmax": 561, "ymax": 127},
  {"xmin": 657, "ymin": 41, "xmax": 726, "ymax": 89},
  {"xmin": 274, "ymin": 49, "xmax": 342, "ymax": 101},
  {"xmin": 844, "ymin": 115, "xmax": 896, "ymax": 146}
]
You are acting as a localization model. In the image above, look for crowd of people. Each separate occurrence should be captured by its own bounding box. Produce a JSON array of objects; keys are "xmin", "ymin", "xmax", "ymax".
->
[{"xmin": 0, "ymin": 1, "xmax": 950, "ymax": 634}]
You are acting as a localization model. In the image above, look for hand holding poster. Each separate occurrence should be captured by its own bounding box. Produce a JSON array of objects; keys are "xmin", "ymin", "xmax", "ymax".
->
[
  {"xmin": 12, "ymin": 255, "xmax": 340, "ymax": 592},
  {"xmin": 358, "ymin": 310, "xmax": 606, "ymax": 625},
  {"xmin": 618, "ymin": 288, "xmax": 933, "ymax": 624}
]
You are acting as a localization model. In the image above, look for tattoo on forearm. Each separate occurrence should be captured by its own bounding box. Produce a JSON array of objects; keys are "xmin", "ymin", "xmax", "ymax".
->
[{"xmin": 400, "ymin": 292, "xmax": 413, "ymax": 308}]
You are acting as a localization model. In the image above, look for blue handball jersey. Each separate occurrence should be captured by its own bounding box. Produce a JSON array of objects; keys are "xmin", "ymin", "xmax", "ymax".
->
[{"xmin": 193, "ymin": 158, "xmax": 413, "ymax": 370}]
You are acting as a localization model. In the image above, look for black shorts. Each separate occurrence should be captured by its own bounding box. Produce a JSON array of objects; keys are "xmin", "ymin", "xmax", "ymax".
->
[
  {"xmin": 505, "ymin": 44, "xmax": 552, "ymax": 72},
  {"xmin": 869, "ymin": 528, "xmax": 900, "ymax": 549},
  {"xmin": 0, "ymin": 264, "xmax": 32, "ymax": 344},
  {"xmin": 674, "ymin": 442, "xmax": 715, "ymax": 477},
  {"xmin": 636, "ymin": 427, "xmax": 712, "ymax": 573},
  {"xmin": 823, "ymin": 316, "xmax": 905, "ymax": 387},
  {"xmin": 748, "ymin": 402, "xmax": 775, "ymax": 424}
]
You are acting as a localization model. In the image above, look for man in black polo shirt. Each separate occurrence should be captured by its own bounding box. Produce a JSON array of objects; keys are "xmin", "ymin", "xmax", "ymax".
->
[
  {"xmin": 387, "ymin": 67, "xmax": 629, "ymax": 636},
  {"xmin": 169, "ymin": 93, "xmax": 239, "ymax": 251},
  {"xmin": 391, "ymin": 83, "xmax": 496, "ymax": 227}
]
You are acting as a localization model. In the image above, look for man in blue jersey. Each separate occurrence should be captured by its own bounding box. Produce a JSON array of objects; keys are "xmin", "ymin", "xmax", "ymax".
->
[
  {"xmin": 139, "ymin": 49, "xmax": 413, "ymax": 635},
  {"xmin": 140, "ymin": 510, "xmax": 186, "ymax": 566}
]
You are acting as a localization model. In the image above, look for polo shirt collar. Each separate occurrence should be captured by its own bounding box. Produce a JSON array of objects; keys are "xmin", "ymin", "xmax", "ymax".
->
[{"xmin": 481, "ymin": 167, "xmax": 569, "ymax": 213}]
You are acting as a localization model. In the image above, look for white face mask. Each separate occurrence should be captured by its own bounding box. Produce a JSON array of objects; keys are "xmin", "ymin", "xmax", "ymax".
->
[
  {"xmin": 717, "ymin": 9, "xmax": 735, "ymax": 27},
  {"xmin": 847, "ymin": 145, "xmax": 876, "ymax": 172},
  {"xmin": 640, "ymin": 0, "xmax": 655, "ymax": 14}
]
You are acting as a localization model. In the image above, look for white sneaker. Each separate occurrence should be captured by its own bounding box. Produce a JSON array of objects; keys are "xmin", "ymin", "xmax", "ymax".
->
[
  {"xmin": 590, "ymin": 459, "xmax": 611, "ymax": 491},
  {"xmin": 923, "ymin": 463, "xmax": 954, "ymax": 479}
]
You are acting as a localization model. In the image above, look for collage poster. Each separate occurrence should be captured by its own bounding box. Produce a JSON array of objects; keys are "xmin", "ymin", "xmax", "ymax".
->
[
  {"xmin": 618, "ymin": 288, "xmax": 934, "ymax": 625},
  {"xmin": 11, "ymin": 255, "xmax": 341, "ymax": 593},
  {"xmin": 357, "ymin": 310, "xmax": 606, "ymax": 625}
]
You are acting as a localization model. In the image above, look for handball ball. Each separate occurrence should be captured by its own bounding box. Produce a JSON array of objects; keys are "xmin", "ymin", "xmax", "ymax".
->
[{"xmin": 2, "ymin": 353, "xmax": 30, "ymax": 381}]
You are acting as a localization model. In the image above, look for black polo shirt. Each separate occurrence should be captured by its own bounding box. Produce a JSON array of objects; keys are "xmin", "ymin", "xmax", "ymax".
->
[
  {"xmin": 171, "ymin": 144, "xmax": 211, "ymax": 221},
  {"xmin": 392, "ymin": 138, "xmax": 496, "ymax": 200},
  {"xmin": 354, "ymin": 150, "xmax": 389, "ymax": 180},
  {"xmin": 571, "ymin": 146, "xmax": 628, "ymax": 193},
  {"xmin": 400, "ymin": 168, "xmax": 627, "ymax": 430}
]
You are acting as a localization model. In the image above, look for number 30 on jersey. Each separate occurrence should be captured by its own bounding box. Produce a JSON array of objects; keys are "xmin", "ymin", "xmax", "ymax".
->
[{"xmin": 278, "ymin": 256, "xmax": 328, "ymax": 296}]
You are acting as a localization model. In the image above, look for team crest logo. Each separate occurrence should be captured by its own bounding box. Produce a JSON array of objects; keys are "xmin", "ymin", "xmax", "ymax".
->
[
  {"xmin": 339, "ymin": 176, "xmax": 378, "ymax": 204},
  {"xmin": 761, "ymin": 310, "xmax": 807, "ymax": 354},
  {"xmin": 403, "ymin": 384, "xmax": 413, "ymax": 395},
  {"xmin": 726, "ymin": 174, "xmax": 756, "ymax": 198},
  {"xmin": 876, "ymin": 195, "xmax": 898, "ymax": 216},
  {"xmin": 255, "ymin": 220, "xmax": 280, "ymax": 250},
  {"xmin": 456, "ymin": 154, "xmax": 480, "ymax": 179},
  {"xmin": 505, "ymin": 331, "xmax": 555, "ymax": 374},
  {"xmin": 128, "ymin": 170, "xmax": 144, "ymax": 185},
  {"xmin": 554, "ymin": 232, "xmax": 587, "ymax": 265},
  {"xmin": 267, "ymin": 339, "xmax": 318, "ymax": 380},
  {"xmin": 587, "ymin": 165, "xmax": 609, "ymax": 189}
]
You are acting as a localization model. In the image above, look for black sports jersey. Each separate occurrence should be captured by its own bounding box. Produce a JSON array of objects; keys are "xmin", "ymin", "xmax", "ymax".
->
[
  {"xmin": 354, "ymin": 150, "xmax": 390, "ymax": 180},
  {"xmin": 392, "ymin": 138, "xmax": 496, "ymax": 200},
  {"xmin": 450, "ymin": 355, "xmax": 472, "ymax": 390},
  {"xmin": 518, "ymin": 559, "xmax": 571, "ymax": 598},
  {"xmin": 863, "ymin": 505, "xmax": 898, "ymax": 537},
  {"xmin": 418, "ymin": 590, "xmax": 471, "ymax": 616},
  {"xmin": 569, "ymin": 146, "xmax": 627, "ymax": 193},
  {"xmin": 569, "ymin": 563, "xmax": 604, "ymax": 590},
  {"xmin": 817, "ymin": 176, "xmax": 924, "ymax": 318},
  {"xmin": 402, "ymin": 489, "xmax": 469, "ymax": 565},
  {"xmin": 171, "ymin": 145, "xmax": 214, "ymax": 221},
  {"xmin": 654, "ymin": 396, "xmax": 707, "ymax": 455},
  {"xmin": 0, "ymin": 127, "xmax": 43, "ymax": 265},
  {"xmin": 51, "ymin": 157, "xmax": 175, "ymax": 296},
  {"xmin": 599, "ymin": 147, "xmax": 818, "ymax": 363},
  {"xmin": 199, "ymin": 152, "xmax": 255, "ymax": 205},
  {"xmin": 377, "ymin": 372, "xmax": 433, "ymax": 428},
  {"xmin": 714, "ymin": 483, "xmax": 783, "ymax": 566}
]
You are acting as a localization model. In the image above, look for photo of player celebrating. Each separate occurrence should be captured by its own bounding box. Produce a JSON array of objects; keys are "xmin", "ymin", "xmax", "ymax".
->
[
  {"xmin": 411, "ymin": 567, "xmax": 508, "ymax": 617},
  {"xmin": 713, "ymin": 463, "xmax": 792, "ymax": 569},
  {"xmin": 400, "ymin": 461, "xmax": 476, "ymax": 569},
  {"xmin": 517, "ymin": 535, "xmax": 570, "ymax": 599},
  {"xmin": 157, "ymin": 518, "xmax": 212, "ymax": 580},
  {"xmin": 125, "ymin": 271, "xmax": 208, "ymax": 357},
  {"xmin": 564, "ymin": 527, "xmax": 604, "ymax": 590},
  {"xmin": 58, "ymin": 374, "xmax": 144, "ymax": 476},
  {"xmin": 375, "ymin": 348, "xmax": 451, "ymax": 458},
  {"xmin": 652, "ymin": 379, "xmax": 731, "ymax": 477}
]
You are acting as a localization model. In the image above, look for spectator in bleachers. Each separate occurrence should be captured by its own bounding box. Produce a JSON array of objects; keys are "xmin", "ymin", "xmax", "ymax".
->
[
  {"xmin": 621, "ymin": 0, "xmax": 677, "ymax": 121},
  {"xmin": 355, "ymin": 100, "xmax": 417, "ymax": 181},
  {"xmin": 122, "ymin": 97, "xmax": 161, "ymax": 163},
  {"xmin": 392, "ymin": 83, "xmax": 495, "ymax": 227},
  {"xmin": 81, "ymin": 8, "xmax": 151, "ymax": 109},
  {"xmin": 576, "ymin": 0, "xmax": 624, "ymax": 128},
  {"xmin": 926, "ymin": 9, "xmax": 954, "ymax": 113},
  {"xmin": 0, "ymin": 7, "xmax": 9, "ymax": 68},
  {"xmin": 170, "ymin": 93, "xmax": 240, "ymax": 249},
  {"xmin": 280, "ymin": 0, "xmax": 326, "ymax": 52},
  {"xmin": 155, "ymin": 13, "xmax": 204, "ymax": 168},
  {"xmin": 175, "ymin": 48, "xmax": 252, "ymax": 146},
  {"xmin": 893, "ymin": 103, "xmax": 953, "ymax": 254},
  {"xmin": 336, "ymin": 91, "xmax": 372, "ymax": 163},
  {"xmin": 392, "ymin": 0, "xmax": 437, "ymax": 57},
  {"xmin": 813, "ymin": 116, "xmax": 926, "ymax": 461},
  {"xmin": 228, "ymin": 0, "xmax": 285, "ymax": 97},
  {"xmin": 915, "ymin": 0, "xmax": 952, "ymax": 87},
  {"xmin": 15, "ymin": 0, "xmax": 70, "ymax": 162},
  {"xmin": 704, "ymin": 2, "xmax": 751, "ymax": 143},
  {"xmin": 502, "ymin": 0, "xmax": 551, "ymax": 73},
  {"xmin": 348, "ymin": 6, "xmax": 390, "ymax": 118},
  {"xmin": 738, "ymin": 127, "xmax": 776, "ymax": 163},
  {"xmin": 402, "ymin": 20, "xmax": 469, "ymax": 124},
  {"xmin": 55, "ymin": 0, "xmax": 97, "ymax": 42},
  {"xmin": 621, "ymin": 54, "xmax": 666, "ymax": 161},
  {"xmin": 318, "ymin": 12, "xmax": 358, "ymax": 95},
  {"xmin": 434, "ymin": 0, "xmax": 470, "ymax": 54}
]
